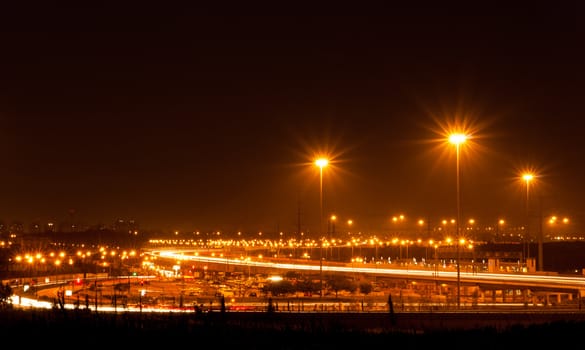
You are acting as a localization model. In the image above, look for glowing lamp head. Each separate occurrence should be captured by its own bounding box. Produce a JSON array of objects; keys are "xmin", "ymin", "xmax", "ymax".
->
[
  {"xmin": 449, "ymin": 133, "xmax": 467, "ymax": 145},
  {"xmin": 315, "ymin": 158, "xmax": 328, "ymax": 169},
  {"xmin": 522, "ymin": 173, "xmax": 534, "ymax": 182}
]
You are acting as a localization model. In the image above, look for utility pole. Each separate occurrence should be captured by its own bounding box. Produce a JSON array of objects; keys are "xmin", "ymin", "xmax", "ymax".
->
[
  {"xmin": 297, "ymin": 200, "xmax": 302, "ymax": 258},
  {"xmin": 538, "ymin": 195, "xmax": 544, "ymax": 271}
]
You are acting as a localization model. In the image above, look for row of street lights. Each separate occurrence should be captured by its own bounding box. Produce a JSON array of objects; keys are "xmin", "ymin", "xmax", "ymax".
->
[
  {"xmin": 449, "ymin": 134, "xmax": 536, "ymax": 307},
  {"xmin": 312, "ymin": 135, "xmax": 465, "ymax": 303},
  {"xmin": 314, "ymin": 131, "xmax": 539, "ymax": 308}
]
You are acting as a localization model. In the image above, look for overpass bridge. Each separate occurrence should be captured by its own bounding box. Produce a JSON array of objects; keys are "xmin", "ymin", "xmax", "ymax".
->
[{"xmin": 148, "ymin": 248, "xmax": 585, "ymax": 307}]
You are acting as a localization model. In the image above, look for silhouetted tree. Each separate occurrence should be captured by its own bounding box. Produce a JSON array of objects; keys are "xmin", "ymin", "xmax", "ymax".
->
[
  {"xmin": 359, "ymin": 281, "xmax": 373, "ymax": 296},
  {"xmin": 0, "ymin": 282, "xmax": 12, "ymax": 309},
  {"xmin": 267, "ymin": 297, "xmax": 275, "ymax": 313},
  {"xmin": 262, "ymin": 279, "xmax": 295, "ymax": 296},
  {"xmin": 327, "ymin": 276, "xmax": 357, "ymax": 297},
  {"xmin": 297, "ymin": 278, "xmax": 320, "ymax": 296},
  {"xmin": 56, "ymin": 288, "xmax": 65, "ymax": 310},
  {"xmin": 388, "ymin": 293, "xmax": 396, "ymax": 325},
  {"xmin": 284, "ymin": 271, "xmax": 302, "ymax": 280}
]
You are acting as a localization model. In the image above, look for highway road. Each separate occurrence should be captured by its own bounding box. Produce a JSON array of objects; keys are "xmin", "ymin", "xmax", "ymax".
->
[
  {"xmin": 12, "ymin": 247, "xmax": 585, "ymax": 313},
  {"xmin": 150, "ymin": 248, "xmax": 585, "ymax": 295}
]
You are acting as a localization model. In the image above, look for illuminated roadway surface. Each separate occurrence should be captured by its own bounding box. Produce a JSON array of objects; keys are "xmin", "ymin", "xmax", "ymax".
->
[
  {"xmin": 151, "ymin": 249, "xmax": 585, "ymax": 293},
  {"xmin": 12, "ymin": 248, "xmax": 585, "ymax": 313}
]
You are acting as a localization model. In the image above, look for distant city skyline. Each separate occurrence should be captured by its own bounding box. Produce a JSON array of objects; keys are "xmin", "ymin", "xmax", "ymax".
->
[{"xmin": 1, "ymin": 209, "xmax": 578, "ymax": 241}]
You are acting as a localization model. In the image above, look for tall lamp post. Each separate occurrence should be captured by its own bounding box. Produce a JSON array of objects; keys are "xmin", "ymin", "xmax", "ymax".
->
[
  {"xmin": 329, "ymin": 214, "xmax": 337, "ymax": 260},
  {"xmin": 449, "ymin": 133, "xmax": 467, "ymax": 309},
  {"xmin": 496, "ymin": 219, "xmax": 505, "ymax": 243},
  {"xmin": 315, "ymin": 158, "xmax": 328, "ymax": 298},
  {"xmin": 522, "ymin": 173, "xmax": 534, "ymax": 269}
]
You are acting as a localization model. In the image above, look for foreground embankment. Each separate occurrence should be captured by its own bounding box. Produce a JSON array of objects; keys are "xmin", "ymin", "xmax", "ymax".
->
[{"xmin": 3, "ymin": 308, "xmax": 585, "ymax": 348}]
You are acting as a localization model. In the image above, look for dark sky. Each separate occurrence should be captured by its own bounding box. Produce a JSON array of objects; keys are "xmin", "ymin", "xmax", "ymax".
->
[{"xmin": 0, "ymin": 3, "xmax": 583, "ymax": 234}]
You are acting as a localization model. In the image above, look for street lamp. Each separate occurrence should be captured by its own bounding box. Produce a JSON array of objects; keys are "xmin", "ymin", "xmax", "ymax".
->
[
  {"xmin": 522, "ymin": 173, "xmax": 534, "ymax": 268},
  {"xmin": 328, "ymin": 214, "xmax": 337, "ymax": 260},
  {"xmin": 392, "ymin": 214, "xmax": 405, "ymax": 238},
  {"xmin": 315, "ymin": 157, "xmax": 328, "ymax": 298},
  {"xmin": 347, "ymin": 219, "xmax": 354, "ymax": 258},
  {"xmin": 496, "ymin": 219, "xmax": 505, "ymax": 243},
  {"xmin": 449, "ymin": 132, "xmax": 467, "ymax": 309}
]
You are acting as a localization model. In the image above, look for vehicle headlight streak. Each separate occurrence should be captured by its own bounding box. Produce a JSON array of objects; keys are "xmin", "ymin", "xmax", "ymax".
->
[{"xmin": 152, "ymin": 250, "xmax": 585, "ymax": 290}]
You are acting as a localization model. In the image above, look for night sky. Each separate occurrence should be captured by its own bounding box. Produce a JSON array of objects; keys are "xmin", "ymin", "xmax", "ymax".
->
[{"xmin": 0, "ymin": 3, "xmax": 582, "ymax": 234}]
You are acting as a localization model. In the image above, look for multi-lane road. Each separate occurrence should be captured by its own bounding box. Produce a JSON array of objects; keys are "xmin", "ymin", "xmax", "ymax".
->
[
  {"xmin": 11, "ymin": 247, "xmax": 585, "ymax": 313},
  {"xmin": 151, "ymin": 248, "xmax": 585, "ymax": 298}
]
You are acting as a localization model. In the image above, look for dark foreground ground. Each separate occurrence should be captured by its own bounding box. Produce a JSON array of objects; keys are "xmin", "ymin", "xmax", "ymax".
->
[{"xmin": 3, "ymin": 308, "xmax": 585, "ymax": 349}]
